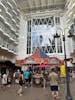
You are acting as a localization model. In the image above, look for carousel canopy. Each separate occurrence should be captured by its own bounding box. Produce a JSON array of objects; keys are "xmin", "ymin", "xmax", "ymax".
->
[
  {"xmin": 16, "ymin": 48, "xmax": 62, "ymax": 66},
  {"xmin": 35, "ymin": 64, "xmax": 49, "ymax": 68}
]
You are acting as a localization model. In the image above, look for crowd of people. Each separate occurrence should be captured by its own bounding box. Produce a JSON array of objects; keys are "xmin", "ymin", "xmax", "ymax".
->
[{"xmin": 0, "ymin": 67, "xmax": 75, "ymax": 99}]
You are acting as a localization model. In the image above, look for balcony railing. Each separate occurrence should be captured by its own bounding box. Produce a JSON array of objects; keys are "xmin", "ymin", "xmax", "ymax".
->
[
  {"xmin": 73, "ymin": 44, "xmax": 75, "ymax": 50},
  {"xmin": 0, "ymin": 36, "xmax": 17, "ymax": 54},
  {"xmin": 7, "ymin": 1, "xmax": 13, "ymax": 10},
  {"xmin": 0, "ymin": 1, "xmax": 6, "ymax": 10}
]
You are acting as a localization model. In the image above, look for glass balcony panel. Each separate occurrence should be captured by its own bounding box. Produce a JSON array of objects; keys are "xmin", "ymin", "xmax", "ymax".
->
[
  {"xmin": 0, "ymin": 5, "xmax": 6, "ymax": 17},
  {"xmin": 12, "ymin": 11, "xmax": 17, "ymax": 21},
  {"xmin": 2, "ymin": 39, "xmax": 7, "ymax": 48},
  {"xmin": 0, "ymin": 37, "xmax": 3, "ymax": 46},
  {"xmin": 13, "ymin": 8, "xmax": 20, "ymax": 16},
  {"xmin": 5, "ymin": 26, "xmax": 10, "ymax": 36},
  {"xmin": 11, "ymin": 32, "xmax": 15, "ymax": 40},
  {"xmin": 73, "ymin": 44, "xmax": 75, "ymax": 50},
  {"xmin": 7, "ymin": 1, "xmax": 13, "ymax": 10},
  {"xmin": 1, "ymin": 0, "xmax": 7, "ymax": 8},
  {"xmin": 12, "ymin": 16, "xmax": 17, "ymax": 23},
  {"xmin": 8, "ymin": 0, "xmax": 16, "ymax": 9},
  {"xmin": 8, "ymin": 43, "xmax": 12, "ymax": 51},
  {"xmin": 7, "ymin": 8, "xmax": 13, "ymax": 16},
  {"xmin": 0, "ymin": 36, "xmax": 2, "ymax": 45},
  {"xmin": 11, "ymin": 20, "xmax": 16, "ymax": 30},
  {"xmin": 0, "ymin": 20, "xmax": 5, "ymax": 32},
  {"xmin": 5, "ymin": 13, "xmax": 12, "ymax": 25},
  {"xmin": 16, "ymin": 18, "xmax": 20, "ymax": 25}
]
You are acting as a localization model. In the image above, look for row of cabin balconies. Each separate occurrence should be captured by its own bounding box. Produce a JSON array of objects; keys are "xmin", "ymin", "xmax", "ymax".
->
[
  {"xmin": 66, "ymin": 0, "xmax": 75, "ymax": 24},
  {"xmin": 0, "ymin": 35, "xmax": 17, "ymax": 55},
  {"xmin": 1, "ymin": 0, "xmax": 19, "ymax": 15},
  {"xmin": 0, "ymin": 0, "xmax": 20, "ymax": 18},
  {"xmin": 0, "ymin": 1, "xmax": 20, "ymax": 34},
  {"xmin": 0, "ymin": 11, "xmax": 19, "ymax": 37},
  {"xmin": 0, "ymin": 17, "xmax": 18, "ymax": 44}
]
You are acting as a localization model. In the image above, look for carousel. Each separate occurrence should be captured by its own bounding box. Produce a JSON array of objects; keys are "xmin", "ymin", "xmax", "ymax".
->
[{"xmin": 16, "ymin": 48, "xmax": 63, "ymax": 87}]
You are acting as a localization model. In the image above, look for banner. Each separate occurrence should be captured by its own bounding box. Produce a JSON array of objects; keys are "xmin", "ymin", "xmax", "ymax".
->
[{"xmin": 60, "ymin": 65, "xmax": 66, "ymax": 77}]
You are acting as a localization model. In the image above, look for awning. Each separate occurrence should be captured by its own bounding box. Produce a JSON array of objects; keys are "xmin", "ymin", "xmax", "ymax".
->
[{"xmin": 16, "ymin": 48, "xmax": 62, "ymax": 66}]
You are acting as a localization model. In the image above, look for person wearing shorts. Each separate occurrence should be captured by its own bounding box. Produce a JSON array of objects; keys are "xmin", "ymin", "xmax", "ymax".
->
[
  {"xmin": 48, "ymin": 68, "xmax": 59, "ymax": 99},
  {"xmin": 17, "ymin": 71, "xmax": 24, "ymax": 96},
  {"xmin": 24, "ymin": 70, "xmax": 30, "ymax": 87}
]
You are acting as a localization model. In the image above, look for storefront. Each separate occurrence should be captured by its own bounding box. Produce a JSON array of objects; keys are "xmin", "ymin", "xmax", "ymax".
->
[{"xmin": 0, "ymin": 61, "xmax": 20, "ymax": 79}]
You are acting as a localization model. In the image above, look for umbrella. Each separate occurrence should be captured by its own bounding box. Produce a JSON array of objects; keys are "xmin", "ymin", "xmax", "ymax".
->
[{"xmin": 35, "ymin": 64, "xmax": 49, "ymax": 68}]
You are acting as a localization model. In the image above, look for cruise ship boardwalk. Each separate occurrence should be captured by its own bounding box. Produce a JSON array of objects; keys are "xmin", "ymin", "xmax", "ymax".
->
[{"xmin": 0, "ymin": 80, "xmax": 75, "ymax": 100}]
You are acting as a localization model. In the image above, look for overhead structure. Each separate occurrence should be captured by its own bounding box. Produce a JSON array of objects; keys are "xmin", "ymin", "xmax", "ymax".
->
[{"xmin": 15, "ymin": 0, "xmax": 65, "ymax": 14}]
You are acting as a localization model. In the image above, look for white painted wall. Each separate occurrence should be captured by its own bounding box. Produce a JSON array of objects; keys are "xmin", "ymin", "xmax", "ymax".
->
[{"xmin": 17, "ymin": 14, "xmax": 27, "ymax": 60}]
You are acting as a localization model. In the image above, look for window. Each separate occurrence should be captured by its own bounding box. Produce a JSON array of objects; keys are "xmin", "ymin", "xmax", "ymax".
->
[
  {"xmin": 27, "ymin": 20, "xmax": 31, "ymax": 54},
  {"xmin": 55, "ymin": 17, "xmax": 60, "ymax": 24},
  {"xmin": 27, "ymin": 17, "xmax": 62, "ymax": 54},
  {"xmin": 27, "ymin": 47, "xmax": 31, "ymax": 54},
  {"xmin": 57, "ymin": 38, "xmax": 62, "ymax": 53}
]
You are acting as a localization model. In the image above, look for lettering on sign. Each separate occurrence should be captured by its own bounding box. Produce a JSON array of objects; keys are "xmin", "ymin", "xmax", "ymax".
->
[
  {"xmin": 48, "ymin": 59, "xmax": 58, "ymax": 64},
  {"xmin": 25, "ymin": 58, "xmax": 35, "ymax": 64}
]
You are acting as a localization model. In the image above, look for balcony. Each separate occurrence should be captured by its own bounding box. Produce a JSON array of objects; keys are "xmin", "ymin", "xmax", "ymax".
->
[
  {"xmin": 17, "ymin": 16, "xmax": 20, "ymax": 21},
  {"xmin": 0, "ymin": 34, "xmax": 17, "ymax": 55},
  {"xmin": 0, "ymin": 28, "xmax": 10, "ymax": 39},
  {"xmin": 0, "ymin": 20, "xmax": 14, "ymax": 40},
  {"xmin": 71, "ymin": 2, "xmax": 75, "ymax": 10},
  {"xmin": 7, "ymin": 1, "xmax": 13, "ymax": 10},
  {"xmin": 6, "ymin": 10, "xmax": 12, "ymax": 18},
  {"xmin": 12, "ymin": 18, "xmax": 16, "ymax": 24},
  {"xmin": 0, "ymin": 14, "xmax": 5, "ymax": 22},
  {"xmin": 12, "ymin": 9, "xmax": 17, "ymax": 16},
  {"xmin": 12, "ymin": 11, "xmax": 18, "ymax": 23},
  {"xmin": 16, "ymin": 24, "xmax": 20, "ymax": 30},
  {"xmin": 5, "ymin": 12, "xmax": 12, "ymax": 25},
  {"xmin": 0, "ymin": 46, "xmax": 17, "ymax": 55},
  {"xmin": 0, "ymin": 1, "xmax": 6, "ymax": 10},
  {"xmin": 8, "ymin": 0, "xmax": 17, "ymax": 9},
  {"xmin": 11, "ymin": 20, "xmax": 16, "ymax": 32},
  {"xmin": 7, "ymin": 44, "xmax": 17, "ymax": 54},
  {"xmin": 5, "ymin": 21, "xmax": 13, "ymax": 35},
  {"xmin": 0, "ymin": 20, "xmax": 6, "ymax": 34},
  {"xmin": 12, "ymin": 0, "xmax": 17, "ymax": 7}
]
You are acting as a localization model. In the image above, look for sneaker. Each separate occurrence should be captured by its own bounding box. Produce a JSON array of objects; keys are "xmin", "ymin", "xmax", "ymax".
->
[
  {"xmin": 19, "ymin": 94, "xmax": 22, "ymax": 96},
  {"xmin": 25, "ymin": 86, "xmax": 27, "ymax": 88}
]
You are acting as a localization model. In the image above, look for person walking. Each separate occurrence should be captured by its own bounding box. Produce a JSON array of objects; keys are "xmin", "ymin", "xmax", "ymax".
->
[
  {"xmin": 24, "ymin": 69, "xmax": 30, "ymax": 87},
  {"xmin": 48, "ymin": 68, "xmax": 59, "ymax": 100},
  {"xmin": 2, "ymin": 72, "xmax": 8, "ymax": 90},
  {"xmin": 17, "ymin": 71, "xmax": 24, "ymax": 96}
]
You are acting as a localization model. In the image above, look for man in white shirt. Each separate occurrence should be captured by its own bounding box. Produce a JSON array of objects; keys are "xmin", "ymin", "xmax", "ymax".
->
[{"xmin": 2, "ymin": 73, "xmax": 7, "ymax": 89}]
